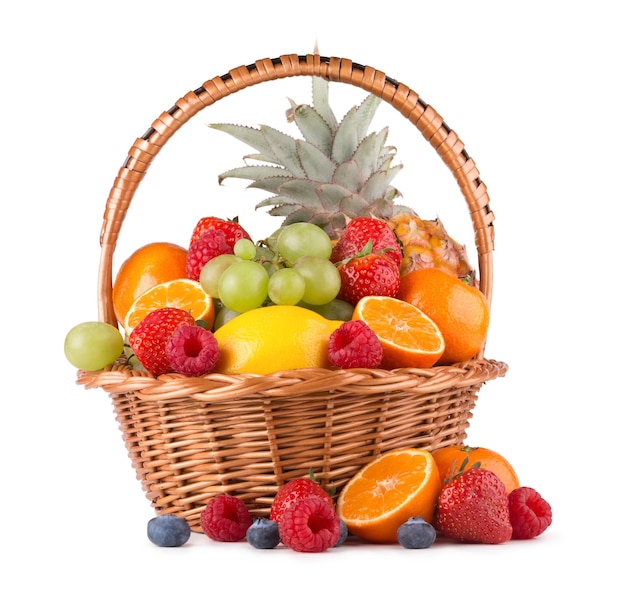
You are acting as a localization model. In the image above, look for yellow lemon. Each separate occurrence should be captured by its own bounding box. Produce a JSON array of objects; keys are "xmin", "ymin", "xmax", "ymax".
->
[{"xmin": 213, "ymin": 305, "xmax": 344, "ymax": 374}]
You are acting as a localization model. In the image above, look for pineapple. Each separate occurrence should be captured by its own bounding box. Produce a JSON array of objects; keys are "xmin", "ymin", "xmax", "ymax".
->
[{"xmin": 211, "ymin": 75, "xmax": 474, "ymax": 280}]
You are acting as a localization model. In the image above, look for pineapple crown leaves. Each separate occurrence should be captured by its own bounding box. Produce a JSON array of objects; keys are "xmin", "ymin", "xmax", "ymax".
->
[{"xmin": 209, "ymin": 75, "xmax": 405, "ymax": 236}]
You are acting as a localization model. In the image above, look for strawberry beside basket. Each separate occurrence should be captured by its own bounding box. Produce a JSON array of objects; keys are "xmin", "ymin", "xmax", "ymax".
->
[{"xmin": 76, "ymin": 53, "xmax": 508, "ymax": 532}]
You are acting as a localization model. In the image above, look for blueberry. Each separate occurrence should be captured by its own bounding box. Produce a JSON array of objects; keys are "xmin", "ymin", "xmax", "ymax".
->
[
  {"xmin": 397, "ymin": 516, "xmax": 436, "ymax": 549},
  {"xmin": 334, "ymin": 518, "xmax": 349, "ymax": 547},
  {"xmin": 246, "ymin": 517, "xmax": 281, "ymax": 549},
  {"xmin": 147, "ymin": 514, "xmax": 191, "ymax": 547}
]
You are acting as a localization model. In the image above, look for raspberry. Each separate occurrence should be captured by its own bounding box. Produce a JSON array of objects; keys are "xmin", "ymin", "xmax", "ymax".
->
[
  {"xmin": 278, "ymin": 496, "xmax": 341, "ymax": 552},
  {"xmin": 327, "ymin": 320, "xmax": 383, "ymax": 369},
  {"xmin": 166, "ymin": 324, "xmax": 220, "ymax": 376},
  {"xmin": 508, "ymin": 486, "xmax": 552, "ymax": 539},
  {"xmin": 186, "ymin": 229, "xmax": 233, "ymax": 281},
  {"xmin": 200, "ymin": 495, "xmax": 252, "ymax": 542}
]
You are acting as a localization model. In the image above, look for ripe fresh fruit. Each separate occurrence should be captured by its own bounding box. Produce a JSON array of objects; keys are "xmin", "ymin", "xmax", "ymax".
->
[
  {"xmin": 432, "ymin": 445, "xmax": 520, "ymax": 494},
  {"xmin": 327, "ymin": 320, "xmax": 383, "ymax": 369},
  {"xmin": 64, "ymin": 321, "xmax": 125, "ymax": 371},
  {"xmin": 434, "ymin": 467, "xmax": 513, "ymax": 544},
  {"xmin": 213, "ymin": 305, "xmax": 343, "ymax": 374},
  {"xmin": 293, "ymin": 255, "xmax": 342, "ymax": 305},
  {"xmin": 233, "ymin": 238, "xmax": 257, "ymax": 261},
  {"xmin": 397, "ymin": 516, "xmax": 437, "ymax": 549},
  {"xmin": 336, "ymin": 448, "xmax": 441, "ymax": 544},
  {"xmin": 112, "ymin": 242, "xmax": 188, "ymax": 326},
  {"xmin": 508, "ymin": 487, "xmax": 552, "ymax": 539},
  {"xmin": 267, "ymin": 268, "xmax": 306, "ymax": 306},
  {"xmin": 277, "ymin": 222, "xmax": 333, "ymax": 263},
  {"xmin": 270, "ymin": 477, "xmax": 334, "ymax": 523},
  {"xmin": 147, "ymin": 514, "xmax": 191, "ymax": 547},
  {"xmin": 330, "ymin": 217, "xmax": 402, "ymax": 267},
  {"xmin": 200, "ymin": 495, "xmax": 252, "ymax": 542},
  {"xmin": 129, "ymin": 307, "xmax": 196, "ymax": 376},
  {"xmin": 278, "ymin": 496, "xmax": 341, "ymax": 552},
  {"xmin": 165, "ymin": 324, "xmax": 220, "ymax": 376},
  {"xmin": 246, "ymin": 518, "xmax": 281, "ymax": 549},
  {"xmin": 186, "ymin": 228, "xmax": 234, "ymax": 281},
  {"xmin": 217, "ymin": 259, "xmax": 269, "ymax": 313},
  {"xmin": 387, "ymin": 214, "xmax": 474, "ymax": 279},
  {"xmin": 123, "ymin": 278, "xmax": 214, "ymax": 335},
  {"xmin": 336, "ymin": 243, "xmax": 401, "ymax": 306},
  {"xmin": 397, "ymin": 267, "xmax": 489, "ymax": 364},
  {"xmin": 190, "ymin": 216, "xmax": 253, "ymax": 247},
  {"xmin": 352, "ymin": 296, "xmax": 445, "ymax": 369},
  {"xmin": 199, "ymin": 253, "xmax": 242, "ymax": 298}
]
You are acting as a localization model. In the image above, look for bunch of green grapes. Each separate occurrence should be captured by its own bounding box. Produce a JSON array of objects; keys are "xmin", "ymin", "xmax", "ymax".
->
[{"xmin": 199, "ymin": 223, "xmax": 342, "ymax": 315}]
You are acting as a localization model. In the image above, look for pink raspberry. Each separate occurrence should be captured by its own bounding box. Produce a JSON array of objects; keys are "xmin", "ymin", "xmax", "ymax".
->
[
  {"xmin": 508, "ymin": 487, "xmax": 552, "ymax": 539},
  {"xmin": 166, "ymin": 324, "xmax": 220, "ymax": 376},
  {"xmin": 186, "ymin": 229, "xmax": 233, "ymax": 281},
  {"xmin": 327, "ymin": 320, "xmax": 383, "ymax": 369},
  {"xmin": 200, "ymin": 495, "xmax": 252, "ymax": 542},
  {"xmin": 278, "ymin": 496, "xmax": 341, "ymax": 552}
]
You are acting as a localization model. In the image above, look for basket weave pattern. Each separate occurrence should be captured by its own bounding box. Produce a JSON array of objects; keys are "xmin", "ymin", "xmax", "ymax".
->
[{"xmin": 78, "ymin": 54, "xmax": 508, "ymax": 531}]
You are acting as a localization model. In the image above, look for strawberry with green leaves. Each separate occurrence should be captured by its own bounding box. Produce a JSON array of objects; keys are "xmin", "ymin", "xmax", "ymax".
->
[
  {"xmin": 336, "ymin": 240, "xmax": 401, "ymax": 306},
  {"xmin": 330, "ymin": 217, "xmax": 402, "ymax": 267},
  {"xmin": 434, "ymin": 467, "xmax": 513, "ymax": 544}
]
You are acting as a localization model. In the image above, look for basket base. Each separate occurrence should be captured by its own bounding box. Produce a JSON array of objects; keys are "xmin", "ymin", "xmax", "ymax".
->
[{"xmin": 79, "ymin": 360, "xmax": 508, "ymax": 531}]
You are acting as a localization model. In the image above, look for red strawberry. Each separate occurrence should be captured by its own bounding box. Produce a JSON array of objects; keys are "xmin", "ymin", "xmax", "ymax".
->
[
  {"xmin": 336, "ymin": 242, "xmax": 401, "ymax": 306},
  {"xmin": 270, "ymin": 477, "xmax": 333, "ymax": 523},
  {"xmin": 190, "ymin": 216, "xmax": 252, "ymax": 247},
  {"xmin": 129, "ymin": 307, "xmax": 196, "ymax": 376},
  {"xmin": 331, "ymin": 217, "xmax": 402, "ymax": 267},
  {"xmin": 508, "ymin": 486, "xmax": 552, "ymax": 539},
  {"xmin": 434, "ymin": 467, "xmax": 513, "ymax": 544}
]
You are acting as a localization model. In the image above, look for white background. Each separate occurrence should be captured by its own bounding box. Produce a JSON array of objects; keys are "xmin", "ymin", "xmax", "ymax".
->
[{"xmin": 2, "ymin": 1, "xmax": 623, "ymax": 600}]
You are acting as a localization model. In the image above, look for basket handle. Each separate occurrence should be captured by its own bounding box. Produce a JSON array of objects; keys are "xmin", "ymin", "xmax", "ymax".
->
[{"xmin": 98, "ymin": 53, "xmax": 496, "ymax": 328}]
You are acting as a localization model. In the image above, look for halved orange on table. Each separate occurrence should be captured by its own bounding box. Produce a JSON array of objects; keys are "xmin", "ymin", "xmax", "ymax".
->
[
  {"xmin": 336, "ymin": 448, "xmax": 441, "ymax": 543},
  {"xmin": 122, "ymin": 278, "xmax": 215, "ymax": 335},
  {"xmin": 353, "ymin": 296, "xmax": 445, "ymax": 368}
]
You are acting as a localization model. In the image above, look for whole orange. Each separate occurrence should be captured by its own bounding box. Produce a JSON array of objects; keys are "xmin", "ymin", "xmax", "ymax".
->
[
  {"xmin": 431, "ymin": 444, "xmax": 520, "ymax": 494},
  {"xmin": 112, "ymin": 242, "xmax": 188, "ymax": 325},
  {"xmin": 396, "ymin": 267, "xmax": 489, "ymax": 364}
]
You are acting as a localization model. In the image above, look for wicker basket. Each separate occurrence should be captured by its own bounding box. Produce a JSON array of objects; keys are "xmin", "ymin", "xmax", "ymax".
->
[{"xmin": 77, "ymin": 53, "xmax": 508, "ymax": 531}]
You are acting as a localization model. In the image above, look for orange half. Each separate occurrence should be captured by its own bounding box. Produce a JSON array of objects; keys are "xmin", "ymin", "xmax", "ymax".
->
[
  {"xmin": 336, "ymin": 448, "xmax": 441, "ymax": 543},
  {"xmin": 353, "ymin": 296, "xmax": 444, "ymax": 368},
  {"xmin": 122, "ymin": 278, "xmax": 215, "ymax": 335}
]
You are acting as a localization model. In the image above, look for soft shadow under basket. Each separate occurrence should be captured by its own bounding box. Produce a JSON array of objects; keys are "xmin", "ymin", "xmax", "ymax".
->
[{"xmin": 77, "ymin": 53, "xmax": 508, "ymax": 532}]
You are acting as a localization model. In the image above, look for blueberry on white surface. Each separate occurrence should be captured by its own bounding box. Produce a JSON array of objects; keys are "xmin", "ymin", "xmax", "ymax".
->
[
  {"xmin": 397, "ymin": 516, "xmax": 437, "ymax": 549},
  {"xmin": 147, "ymin": 514, "xmax": 191, "ymax": 547},
  {"xmin": 246, "ymin": 518, "xmax": 281, "ymax": 549}
]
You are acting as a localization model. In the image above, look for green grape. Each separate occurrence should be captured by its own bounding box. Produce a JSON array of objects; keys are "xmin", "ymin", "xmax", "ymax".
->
[
  {"xmin": 277, "ymin": 222, "xmax": 332, "ymax": 264},
  {"xmin": 299, "ymin": 298, "xmax": 355, "ymax": 321},
  {"xmin": 268, "ymin": 268, "xmax": 306, "ymax": 305},
  {"xmin": 213, "ymin": 305, "xmax": 241, "ymax": 329},
  {"xmin": 200, "ymin": 254, "xmax": 241, "ymax": 298},
  {"xmin": 293, "ymin": 256, "xmax": 342, "ymax": 306},
  {"xmin": 234, "ymin": 238, "xmax": 257, "ymax": 261},
  {"xmin": 218, "ymin": 259, "xmax": 269, "ymax": 313},
  {"xmin": 64, "ymin": 321, "xmax": 125, "ymax": 371}
]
